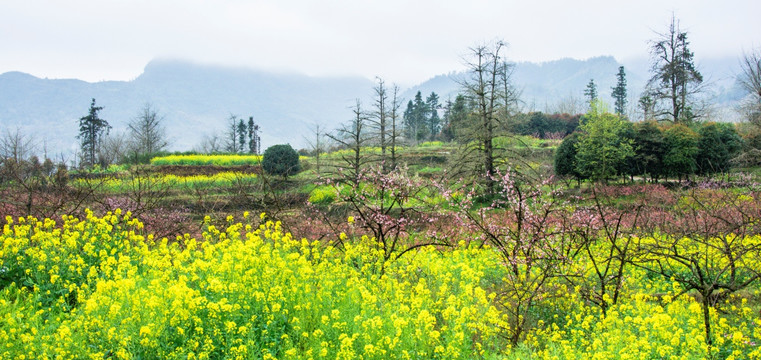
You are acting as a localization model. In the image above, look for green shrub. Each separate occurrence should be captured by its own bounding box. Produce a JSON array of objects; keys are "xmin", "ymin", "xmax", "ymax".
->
[{"xmin": 261, "ymin": 144, "xmax": 301, "ymax": 178}]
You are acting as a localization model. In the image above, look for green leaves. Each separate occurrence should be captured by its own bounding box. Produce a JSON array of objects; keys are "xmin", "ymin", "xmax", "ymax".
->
[{"xmin": 574, "ymin": 102, "xmax": 633, "ymax": 182}]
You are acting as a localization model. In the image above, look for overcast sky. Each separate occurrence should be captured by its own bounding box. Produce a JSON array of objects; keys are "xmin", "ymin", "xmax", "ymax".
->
[{"xmin": 1, "ymin": 0, "xmax": 759, "ymax": 86}]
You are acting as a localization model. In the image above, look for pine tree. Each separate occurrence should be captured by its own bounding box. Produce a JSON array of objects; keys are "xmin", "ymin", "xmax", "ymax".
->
[
  {"xmin": 646, "ymin": 15, "xmax": 704, "ymax": 123},
  {"xmin": 247, "ymin": 116, "xmax": 261, "ymax": 154},
  {"xmin": 78, "ymin": 98, "xmax": 111, "ymax": 168},
  {"xmin": 611, "ymin": 66, "xmax": 628, "ymax": 117},
  {"xmin": 441, "ymin": 95, "xmax": 469, "ymax": 142},
  {"xmin": 403, "ymin": 100, "xmax": 415, "ymax": 143},
  {"xmin": 237, "ymin": 119, "xmax": 247, "ymax": 153},
  {"xmin": 584, "ymin": 79, "xmax": 598, "ymax": 105},
  {"xmin": 412, "ymin": 91, "xmax": 428, "ymax": 141},
  {"xmin": 426, "ymin": 92, "xmax": 441, "ymax": 140}
]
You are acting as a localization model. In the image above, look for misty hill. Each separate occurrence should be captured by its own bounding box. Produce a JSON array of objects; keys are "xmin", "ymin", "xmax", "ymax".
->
[
  {"xmin": 0, "ymin": 60, "xmax": 374, "ymax": 157},
  {"xmin": 1, "ymin": 56, "xmax": 747, "ymax": 159},
  {"xmin": 403, "ymin": 55, "xmax": 745, "ymax": 115}
]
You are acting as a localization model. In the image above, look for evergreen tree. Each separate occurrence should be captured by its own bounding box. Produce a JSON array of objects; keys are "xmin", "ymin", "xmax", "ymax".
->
[
  {"xmin": 237, "ymin": 119, "xmax": 247, "ymax": 153},
  {"xmin": 632, "ymin": 120, "xmax": 666, "ymax": 182},
  {"xmin": 554, "ymin": 131, "xmax": 584, "ymax": 184},
  {"xmin": 447, "ymin": 95, "xmax": 471, "ymax": 141},
  {"xmin": 261, "ymin": 144, "xmax": 301, "ymax": 179},
  {"xmin": 638, "ymin": 93, "xmax": 655, "ymax": 121},
  {"xmin": 403, "ymin": 100, "xmax": 415, "ymax": 143},
  {"xmin": 425, "ymin": 92, "xmax": 441, "ymax": 141},
  {"xmin": 574, "ymin": 101, "xmax": 634, "ymax": 183},
  {"xmin": 695, "ymin": 122, "xmax": 742, "ymax": 175},
  {"xmin": 584, "ymin": 79, "xmax": 598, "ymax": 105},
  {"xmin": 646, "ymin": 15, "xmax": 704, "ymax": 123},
  {"xmin": 663, "ymin": 124, "xmax": 698, "ymax": 181},
  {"xmin": 412, "ymin": 91, "xmax": 428, "ymax": 141},
  {"xmin": 247, "ymin": 117, "xmax": 255, "ymax": 154},
  {"xmin": 78, "ymin": 98, "xmax": 111, "ymax": 168},
  {"xmin": 247, "ymin": 117, "xmax": 261, "ymax": 155},
  {"xmin": 611, "ymin": 66, "xmax": 628, "ymax": 117}
]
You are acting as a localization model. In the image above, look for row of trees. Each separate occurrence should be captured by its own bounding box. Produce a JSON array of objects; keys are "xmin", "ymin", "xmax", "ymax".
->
[
  {"xmin": 403, "ymin": 91, "xmax": 441, "ymax": 143},
  {"xmin": 75, "ymin": 99, "xmax": 267, "ymax": 168},
  {"xmin": 555, "ymin": 102, "xmax": 742, "ymax": 183},
  {"xmin": 76, "ymin": 100, "xmax": 170, "ymax": 167},
  {"xmin": 584, "ymin": 65, "xmax": 628, "ymax": 116},
  {"xmin": 223, "ymin": 115, "xmax": 262, "ymax": 155},
  {"xmin": 323, "ymin": 40, "xmax": 521, "ymax": 194}
]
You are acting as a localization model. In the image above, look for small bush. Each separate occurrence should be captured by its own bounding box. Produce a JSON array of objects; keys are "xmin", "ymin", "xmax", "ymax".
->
[{"xmin": 261, "ymin": 144, "xmax": 301, "ymax": 178}]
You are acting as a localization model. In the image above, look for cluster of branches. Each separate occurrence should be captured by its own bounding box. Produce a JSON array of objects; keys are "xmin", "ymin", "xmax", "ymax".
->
[
  {"xmin": 640, "ymin": 15, "xmax": 706, "ymax": 124},
  {"xmin": 75, "ymin": 100, "xmax": 174, "ymax": 167},
  {"xmin": 196, "ymin": 115, "xmax": 262, "ymax": 155},
  {"xmin": 0, "ymin": 127, "xmax": 99, "ymax": 220},
  {"xmin": 324, "ymin": 78, "xmax": 405, "ymax": 184},
  {"xmin": 436, "ymin": 171, "xmax": 761, "ymax": 347}
]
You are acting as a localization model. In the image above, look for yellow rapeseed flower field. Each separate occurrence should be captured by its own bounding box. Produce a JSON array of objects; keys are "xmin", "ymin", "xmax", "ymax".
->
[{"xmin": 0, "ymin": 211, "xmax": 759, "ymax": 359}]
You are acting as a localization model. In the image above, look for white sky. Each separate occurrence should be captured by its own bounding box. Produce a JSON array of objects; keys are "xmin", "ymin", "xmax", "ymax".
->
[{"xmin": 1, "ymin": 0, "xmax": 759, "ymax": 86}]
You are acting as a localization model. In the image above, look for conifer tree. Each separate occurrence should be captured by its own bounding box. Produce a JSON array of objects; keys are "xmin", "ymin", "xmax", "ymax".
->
[
  {"xmin": 426, "ymin": 92, "xmax": 441, "ymax": 140},
  {"xmin": 247, "ymin": 116, "xmax": 261, "ymax": 154},
  {"xmin": 584, "ymin": 79, "xmax": 598, "ymax": 105},
  {"xmin": 237, "ymin": 119, "xmax": 247, "ymax": 153},
  {"xmin": 646, "ymin": 15, "xmax": 704, "ymax": 123},
  {"xmin": 611, "ymin": 66, "xmax": 628, "ymax": 117},
  {"xmin": 78, "ymin": 98, "xmax": 110, "ymax": 168}
]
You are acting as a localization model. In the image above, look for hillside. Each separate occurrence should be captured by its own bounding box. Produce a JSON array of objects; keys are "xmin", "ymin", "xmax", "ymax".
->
[
  {"xmin": 402, "ymin": 55, "xmax": 745, "ymax": 115},
  {"xmin": 0, "ymin": 60, "xmax": 374, "ymax": 156},
  {"xmin": 0, "ymin": 56, "xmax": 747, "ymax": 159}
]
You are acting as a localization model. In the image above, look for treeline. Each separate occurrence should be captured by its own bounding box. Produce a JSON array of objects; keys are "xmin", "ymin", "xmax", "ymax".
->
[{"xmin": 555, "ymin": 103, "xmax": 743, "ymax": 183}]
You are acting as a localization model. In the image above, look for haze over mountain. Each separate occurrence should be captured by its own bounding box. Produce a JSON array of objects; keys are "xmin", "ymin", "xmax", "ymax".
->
[{"xmin": 0, "ymin": 56, "xmax": 746, "ymax": 159}]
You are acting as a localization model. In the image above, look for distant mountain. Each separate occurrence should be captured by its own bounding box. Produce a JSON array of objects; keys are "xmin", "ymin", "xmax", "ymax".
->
[
  {"xmin": 402, "ymin": 55, "xmax": 745, "ymax": 116},
  {"xmin": 1, "ymin": 56, "xmax": 748, "ymax": 159},
  {"xmin": 401, "ymin": 56, "xmax": 636, "ymax": 109},
  {"xmin": 0, "ymin": 60, "xmax": 374, "ymax": 157}
]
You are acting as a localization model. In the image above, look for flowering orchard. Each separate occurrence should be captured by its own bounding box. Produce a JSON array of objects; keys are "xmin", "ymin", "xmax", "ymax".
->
[{"xmin": 2, "ymin": 187, "xmax": 760, "ymax": 359}]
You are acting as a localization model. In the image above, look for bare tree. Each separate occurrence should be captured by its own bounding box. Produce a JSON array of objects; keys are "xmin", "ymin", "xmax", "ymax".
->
[
  {"xmin": 303, "ymin": 123, "xmax": 327, "ymax": 176},
  {"xmin": 369, "ymin": 77, "xmax": 389, "ymax": 170},
  {"xmin": 739, "ymin": 48, "xmax": 761, "ymax": 126},
  {"xmin": 327, "ymin": 100, "xmax": 373, "ymax": 185},
  {"xmin": 546, "ymin": 93, "xmax": 584, "ymax": 115},
  {"xmin": 388, "ymin": 84, "xmax": 403, "ymax": 170},
  {"xmin": 99, "ymin": 131, "xmax": 130, "ymax": 166},
  {"xmin": 646, "ymin": 15, "xmax": 706, "ymax": 123},
  {"xmin": 224, "ymin": 114, "xmax": 241, "ymax": 153},
  {"xmin": 128, "ymin": 103, "xmax": 169, "ymax": 156},
  {"xmin": 0, "ymin": 128, "xmax": 35, "ymax": 164},
  {"xmin": 457, "ymin": 40, "xmax": 520, "ymax": 194},
  {"xmin": 196, "ymin": 133, "xmax": 223, "ymax": 154}
]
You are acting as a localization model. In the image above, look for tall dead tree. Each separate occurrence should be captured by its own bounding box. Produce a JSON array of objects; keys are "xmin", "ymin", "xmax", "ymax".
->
[
  {"xmin": 328, "ymin": 100, "xmax": 372, "ymax": 185},
  {"xmin": 458, "ymin": 40, "xmax": 519, "ymax": 194}
]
